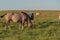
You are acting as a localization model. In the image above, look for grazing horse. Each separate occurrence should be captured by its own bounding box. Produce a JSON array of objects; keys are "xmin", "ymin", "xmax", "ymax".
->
[
  {"xmin": 35, "ymin": 12, "xmax": 41, "ymax": 16},
  {"xmin": 57, "ymin": 14, "xmax": 60, "ymax": 24},
  {"xmin": 0, "ymin": 12, "xmax": 33, "ymax": 30},
  {"xmin": 58, "ymin": 14, "xmax": 60, "ymax": 20}
]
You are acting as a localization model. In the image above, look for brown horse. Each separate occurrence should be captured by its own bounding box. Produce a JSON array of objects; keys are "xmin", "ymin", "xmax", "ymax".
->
[
  {"xmin": 0, "ymin": 12, "xmax": 33, "ymax": 30},
  {"xmin": 35, "ymin": 12, "xmax": 41, "ymax": 16}
]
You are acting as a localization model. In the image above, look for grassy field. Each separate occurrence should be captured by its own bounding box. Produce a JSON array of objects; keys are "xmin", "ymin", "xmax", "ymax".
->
[{"xmin": 0, "ymin": 10, "xmax": 60, "ymax": 40}]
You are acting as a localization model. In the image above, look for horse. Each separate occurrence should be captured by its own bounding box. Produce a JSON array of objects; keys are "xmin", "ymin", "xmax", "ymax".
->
[
  {"xmin": 35, "ymin": 12, "xmax": 41, "ymax": 16},
  {"xmin": 58, "ymin": 14, "xmax": 60, "ymax": 20},
  {"xmin": 0, "ymin": 12, "xmax": 34, "ymax": 30}
]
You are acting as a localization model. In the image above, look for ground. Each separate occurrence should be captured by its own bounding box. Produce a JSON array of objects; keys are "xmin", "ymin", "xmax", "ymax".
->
[{"xmin": 0, "ymin": 10, "xmax": 60, "ymax": 40}]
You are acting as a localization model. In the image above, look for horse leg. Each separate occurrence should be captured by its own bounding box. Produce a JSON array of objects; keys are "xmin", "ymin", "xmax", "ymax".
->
[
  {"xmin": 18, "ymin": 21, "xmax": 24, "ymax": 30},
  {"xmin": 7, "ymin": 21, "xmax": 10, "ymax": 30},
  {"xmin": 18, "ymin": 22, "xmax": 21, "ymax": 30},
  {"xmin": 18, "ymin": 23, "xmax": 24, "ymax": 30},
  {"xmin": 27, "ymin": 19, "xmax": 33, "ymax": 28},
  {"xmin": 21, "ymin": 20, "xmax": 25, "ymax": 30},
  {"xmin": 4, "ymin": 20, "xmax": 10, "ymax": 30}
]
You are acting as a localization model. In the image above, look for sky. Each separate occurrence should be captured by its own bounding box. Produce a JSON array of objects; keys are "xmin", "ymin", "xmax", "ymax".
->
[{"xmin": 0, "ymin": 0, "xmax": 60, "ymax": 10}]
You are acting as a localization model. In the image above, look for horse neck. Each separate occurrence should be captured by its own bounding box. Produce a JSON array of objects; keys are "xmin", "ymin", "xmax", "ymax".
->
[
  {"xmin": 28, "ymin": 18, "xmax": 32, "ymax": 23},
  {"xmin": 21, "ymin": 12, "xmax": 30, "ymax": 17}
]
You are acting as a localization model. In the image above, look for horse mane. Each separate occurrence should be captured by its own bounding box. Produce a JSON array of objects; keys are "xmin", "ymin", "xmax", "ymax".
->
[
  {"xmin": 21, "ymin": 12, "xmax": 28, "ymax": 15},
  {"xmin": 21, "ymin": 12, "xmax": 30, "ymax": 18}
]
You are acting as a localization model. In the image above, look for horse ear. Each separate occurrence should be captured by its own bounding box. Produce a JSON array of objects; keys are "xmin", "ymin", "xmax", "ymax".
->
[
  {"xmin": 21, "ymin": 12, "xmax": 25, "ymax": 13},
  {"xmin": 32, "ymin": 13, "xmax": 33, "ymax": 15}
]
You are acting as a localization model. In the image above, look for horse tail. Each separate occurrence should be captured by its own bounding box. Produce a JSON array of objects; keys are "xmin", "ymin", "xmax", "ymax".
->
[{"xmin": 0, "ymin": 13, "xmax": 6, "ymax": 18}]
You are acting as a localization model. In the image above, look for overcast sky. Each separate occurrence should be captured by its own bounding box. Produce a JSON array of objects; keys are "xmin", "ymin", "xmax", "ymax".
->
[{"xmin": 0, "ymin": 0, "xmax": 60, "ymax": 10}]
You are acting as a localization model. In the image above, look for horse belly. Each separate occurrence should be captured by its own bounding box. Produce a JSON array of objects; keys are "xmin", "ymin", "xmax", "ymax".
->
[{"xmin": 12, "ymin": 16, "xmax": 19, "ymax": 22}]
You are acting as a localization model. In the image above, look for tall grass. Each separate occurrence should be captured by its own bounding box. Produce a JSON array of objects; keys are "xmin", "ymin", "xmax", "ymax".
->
[{"xmin": 0, "ymin": 10, "xmax": 60, "ymax": 40}]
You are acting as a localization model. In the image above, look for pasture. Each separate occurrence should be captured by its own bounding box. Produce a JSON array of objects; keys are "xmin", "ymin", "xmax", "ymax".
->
[{"xmin": 0, "ymin": 10, "xmax": 60, "ymax": 40}]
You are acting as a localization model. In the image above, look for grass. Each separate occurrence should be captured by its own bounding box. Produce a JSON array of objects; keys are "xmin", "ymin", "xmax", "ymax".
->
[{"xmin": 0, "ymin": 10, "xmax": 60, "ymax": 40}]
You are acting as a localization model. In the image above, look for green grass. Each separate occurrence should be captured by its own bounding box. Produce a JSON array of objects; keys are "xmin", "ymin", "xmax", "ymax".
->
[{"xmin": 0, "ymin": 10, "xmax": 60, "ymax": 40}]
